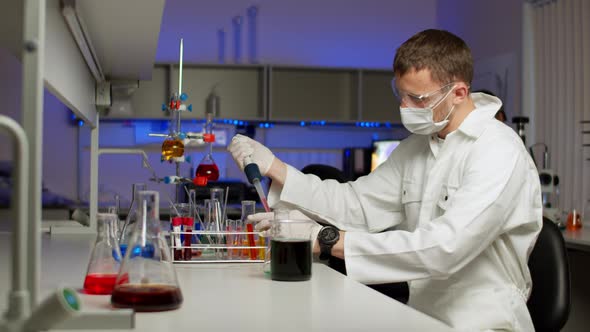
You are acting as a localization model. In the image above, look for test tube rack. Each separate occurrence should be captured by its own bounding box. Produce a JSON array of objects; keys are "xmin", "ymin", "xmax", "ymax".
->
[{"xmin": 169, "ymin": 230, "xmax": 266, "ymax": 264}]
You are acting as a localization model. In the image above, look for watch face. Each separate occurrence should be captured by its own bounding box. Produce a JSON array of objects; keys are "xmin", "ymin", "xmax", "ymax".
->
[{"xmin": 320, "ymin": 227, "xmax": 339, "ymax": 245}]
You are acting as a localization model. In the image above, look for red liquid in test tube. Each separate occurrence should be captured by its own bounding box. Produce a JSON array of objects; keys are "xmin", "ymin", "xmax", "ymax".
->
[
  {"xmin": 171, "ymin": 217, "xmax": 183, "ymax": 261},
  {"xmin": 246, "ymin": 223, "xmax": 257, "ymax": 260},
  {"xmin": 183, "ymin": 217, "xmax": 194, "ymax": 261}
]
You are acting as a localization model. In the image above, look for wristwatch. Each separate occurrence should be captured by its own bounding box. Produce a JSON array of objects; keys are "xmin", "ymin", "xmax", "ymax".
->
[{"xmin": 317, "ymin": 226, "xmax": 340, "ymax": 260}]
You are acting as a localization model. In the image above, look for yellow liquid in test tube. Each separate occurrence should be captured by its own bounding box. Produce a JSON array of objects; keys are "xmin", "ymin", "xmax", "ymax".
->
[{"xmin": 258, "ymin": 236, "xmax": 265, "ymax": 260}]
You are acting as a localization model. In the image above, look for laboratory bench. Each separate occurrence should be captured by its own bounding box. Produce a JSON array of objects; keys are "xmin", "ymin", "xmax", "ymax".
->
[
  {"xmin": 562, "ymin": 227, "xmax": 590, "ymax": 252},
  {"xmin": 0, "ymin": 232, "xmax": 454, "ymax": 332}
]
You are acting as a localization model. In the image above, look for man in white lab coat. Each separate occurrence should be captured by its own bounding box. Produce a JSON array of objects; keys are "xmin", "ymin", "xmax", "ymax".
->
[{"xmin": 228, "ymin": 29, "xmax": 542, "ymax": 331}]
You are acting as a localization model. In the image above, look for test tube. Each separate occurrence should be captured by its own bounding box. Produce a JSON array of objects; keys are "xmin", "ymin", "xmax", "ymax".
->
[{"xmin": 232, "ymin": 15, "xmax": 243, "ymax": 64}]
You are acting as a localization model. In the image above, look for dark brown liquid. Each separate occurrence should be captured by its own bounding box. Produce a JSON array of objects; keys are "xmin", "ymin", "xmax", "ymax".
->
[
  {"xmin": 111, "ymin": 284, "xmax": 183, "ymax": 312},
  {"xmin": 270, "ymin": 239, "xmax": 312, "ymax": 281}
]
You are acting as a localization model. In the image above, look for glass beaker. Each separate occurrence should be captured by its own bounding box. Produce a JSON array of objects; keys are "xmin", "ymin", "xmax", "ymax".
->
[
  {"xmin": 269, "ymin": 218, "xmax": 314, "ymax": 281},
  {"xmin": 111, "ymin": 191, "xmax": 183, "ymax": 312},
  {"xmin": 118, "ymin": 183, "xmax": 147, "ymax": 257},
  {"xmin": 83, "ymin": 213, "xmax": 122, "ymax": 295},
  {"xmin": 263, "ymin": 209, "xmax": 288, "ymax": 274}
]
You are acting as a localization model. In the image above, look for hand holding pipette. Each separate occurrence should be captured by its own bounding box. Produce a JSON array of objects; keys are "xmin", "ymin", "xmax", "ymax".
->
[{"xmin": 243, "ymin": 156, "xmax": 270, "ymax": 212}]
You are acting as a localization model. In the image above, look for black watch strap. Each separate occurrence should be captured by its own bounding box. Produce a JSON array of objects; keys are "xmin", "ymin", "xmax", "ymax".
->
[{"xmin": 318, "ymin": 226, "xmax": 340, "ymax": 260}]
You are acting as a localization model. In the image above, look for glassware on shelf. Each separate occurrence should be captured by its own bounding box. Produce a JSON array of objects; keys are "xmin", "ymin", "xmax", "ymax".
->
[
  {"xmin": 83, "ymin": 213, "xmax": 122, "ymax": 295},
  {"xmin": 111, "ymin": 190, "xmax": 183, "ymax": 312}
]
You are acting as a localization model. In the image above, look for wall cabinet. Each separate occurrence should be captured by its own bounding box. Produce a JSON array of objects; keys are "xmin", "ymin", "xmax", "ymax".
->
[
  {"xmin": 269, "ymin": 66, "xmax": 358, "ymax": 122},
  {"xmin": 105, "ymin": 64, "xmax": 397, "ymax": 124}
]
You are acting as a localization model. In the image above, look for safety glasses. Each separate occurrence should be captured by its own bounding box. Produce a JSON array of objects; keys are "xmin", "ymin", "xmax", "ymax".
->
[{"xmin": 391, "ymin": 78, "xmax": 456, "ymax": 108}]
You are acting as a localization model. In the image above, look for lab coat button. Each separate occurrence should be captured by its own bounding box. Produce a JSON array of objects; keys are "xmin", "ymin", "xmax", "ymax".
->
[{"xmin": 444, "ymin": 195, "xmax": 448, "ymax": 201}]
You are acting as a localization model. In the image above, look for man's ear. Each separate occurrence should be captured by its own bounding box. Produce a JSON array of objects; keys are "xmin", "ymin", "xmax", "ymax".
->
[{"xmin": 452, "ymin": 83, "xmax": 470, "ymax": 104}]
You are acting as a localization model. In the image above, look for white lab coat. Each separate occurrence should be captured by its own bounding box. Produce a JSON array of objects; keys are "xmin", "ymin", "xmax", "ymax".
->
[{"xmin": 268, "ymin": 93, "xmax": 542, "ymax": 331}]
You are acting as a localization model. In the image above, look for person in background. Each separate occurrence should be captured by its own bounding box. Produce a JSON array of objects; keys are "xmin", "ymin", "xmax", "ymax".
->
[{"xmin": 229, "ymin": 29, "xmax": 541, "ymax": 331}]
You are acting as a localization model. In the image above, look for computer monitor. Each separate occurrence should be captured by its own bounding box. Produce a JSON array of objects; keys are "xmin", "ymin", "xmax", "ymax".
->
[{"xmin": 371, "ymin": 139, "xmax": 400, "ymax": 171}]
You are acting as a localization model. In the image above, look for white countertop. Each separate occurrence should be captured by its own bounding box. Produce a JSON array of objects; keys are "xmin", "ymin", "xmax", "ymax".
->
[{"xmin": 0, "ymin": 233, "xmax": 454, "ymax": 332}]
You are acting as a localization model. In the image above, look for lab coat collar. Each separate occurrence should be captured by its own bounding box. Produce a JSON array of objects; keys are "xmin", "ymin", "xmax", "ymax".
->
[{"xmin": 456, "ymin": 92, "xmax": 503, "ymax": 139}]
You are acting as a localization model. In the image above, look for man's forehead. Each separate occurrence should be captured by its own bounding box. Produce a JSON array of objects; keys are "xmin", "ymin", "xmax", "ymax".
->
[{"xmin": 396, "ymin": 68, "xmax": 440, "ymax": 93}]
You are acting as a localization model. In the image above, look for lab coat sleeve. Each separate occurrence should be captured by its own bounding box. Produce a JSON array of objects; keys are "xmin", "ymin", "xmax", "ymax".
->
[
  {"xmin": 267, "ymin": 143, "xmax": 407, "ymax": 232},
  {"xmin": 344, "ymin": 139, "xmax": 538, "ymax": 284}
]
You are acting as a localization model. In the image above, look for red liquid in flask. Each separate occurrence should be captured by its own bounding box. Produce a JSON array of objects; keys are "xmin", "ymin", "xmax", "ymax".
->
[
  {"xmin": 195, "ymin": 163, "xmax": 219, "ymax": 181},
  {"xmin": 111, "ymin": 284, "xmax": 183, "ymax": 312},
  {"xmin": 83, "ymin": 273, "xmax": 118, "ymax": 295}
]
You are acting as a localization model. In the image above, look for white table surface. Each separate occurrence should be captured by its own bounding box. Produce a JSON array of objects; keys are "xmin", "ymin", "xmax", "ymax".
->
[{"xmin": 0, "ymin": 232, "xmax": 454, "ymax": 332}]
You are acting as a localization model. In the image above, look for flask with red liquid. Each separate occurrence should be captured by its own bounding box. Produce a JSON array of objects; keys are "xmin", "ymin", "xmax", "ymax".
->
[
  {"xmin": 111, "ymin": 191, "xmax": 183, "ymax": 311},
  {"xmin": 83, "ymin": 213, "xmax": 122, "ymax": 295},
  {"xmin": 567, "ymin": 208, "xmax": 583, "ymax": 231},
  {"xmin": 195, "ymin": 153, "xmax": 219, "ymax": 182}
]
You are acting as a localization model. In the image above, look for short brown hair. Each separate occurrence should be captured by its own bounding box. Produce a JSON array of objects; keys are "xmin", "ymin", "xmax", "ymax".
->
[{"xmin": 393, "ymin": 29, "xmax": 473, "ymax": 86}]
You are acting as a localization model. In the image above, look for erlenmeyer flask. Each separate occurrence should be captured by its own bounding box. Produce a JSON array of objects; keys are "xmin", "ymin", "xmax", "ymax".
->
[
  {"xmin": 111, "ymin": 190, "xmax": 183, "ymax": 312},
  {"xmin": 119, "ymin": 183, "xmax": 147, "ymax": 257},
  {"xmin": 195, "ymin": 152, "xmax": 219, "ymax": 182},
  {"xmin": 83, "ymin": 213, "xmax": 122, "ymax": 295}
]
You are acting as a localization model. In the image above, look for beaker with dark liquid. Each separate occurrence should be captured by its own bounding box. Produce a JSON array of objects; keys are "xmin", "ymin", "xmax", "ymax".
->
[
  {"xmin": 83, "ymin": 213, "xmax": 122, "ymax": 295},
  {"xmin": 269, "ymin": 219, "xmax": 314, "ymax": 281},
  {"xmin": 111, "ymin": 190, "xmax": 183, "ymax": 311}
]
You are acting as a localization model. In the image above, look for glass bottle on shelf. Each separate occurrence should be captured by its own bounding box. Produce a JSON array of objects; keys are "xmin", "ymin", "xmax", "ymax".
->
[
  {"xmin": 111, "ymin": 190, "xmax": 183, "ymax": 312},
  {"xmin": 83, "ymin": 213, "xmax": 122, "ymax": 295}
]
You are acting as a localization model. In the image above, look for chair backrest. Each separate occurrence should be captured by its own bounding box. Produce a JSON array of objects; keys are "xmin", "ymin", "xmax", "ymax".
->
[
  {"xmin": 527, "ymin": 217, "xmax": 571, "ymax": 331},
  {"xmin": 301, "ymin": 164, "xmax": 348, "ymax": 183}
]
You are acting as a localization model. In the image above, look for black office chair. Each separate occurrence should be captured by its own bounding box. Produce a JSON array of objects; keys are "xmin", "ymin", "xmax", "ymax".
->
[
  {"xmin": 301, "ymin": 163, "xmax": 410, "ymax": 303},
  {"xmin": 301, "ymin": 164, "xmax": 349, "ymax": 183},
  {"xmin": 527, "ymin": 217, "xmax": 571, "ymax": 331}
]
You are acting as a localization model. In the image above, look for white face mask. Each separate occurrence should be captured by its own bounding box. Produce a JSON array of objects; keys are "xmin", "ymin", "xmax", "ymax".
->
[{"xmin": 400, "ymin": 89, "xmax": 455, "ymax": 135}]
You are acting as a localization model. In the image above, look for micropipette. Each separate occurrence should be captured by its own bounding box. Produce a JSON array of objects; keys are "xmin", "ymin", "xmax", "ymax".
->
[{"xmin": 243, "ymin": 156, "xmax": 270, "ymax": 212}]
